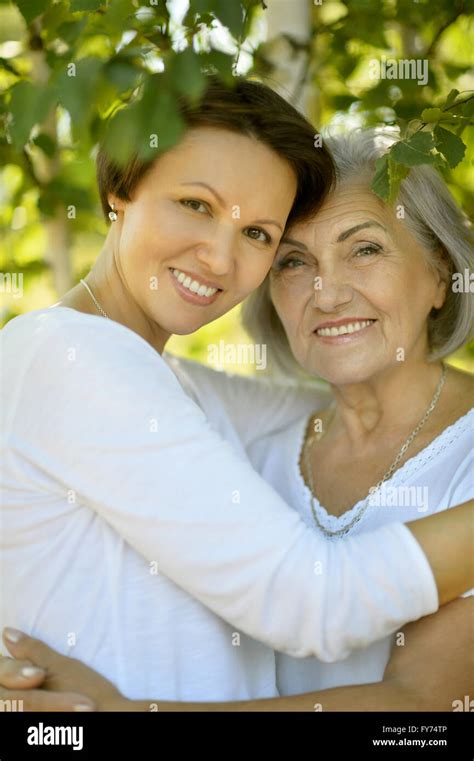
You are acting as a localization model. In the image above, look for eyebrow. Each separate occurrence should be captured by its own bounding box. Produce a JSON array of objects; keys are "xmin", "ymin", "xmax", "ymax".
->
[
  {"xmin": 180, "ymin": 181, "xmax": 283, "ymax": 232},
  {"xmin": 180, "ymin": 182, "xmax": 225, "ymax": 207},
  {"xmin": 336, "ymin": 221, "xmax": 386, "ymax": 242},
  {"xmin": 278, "ymin": 236, "xmax": 309, "ymax": 251}
]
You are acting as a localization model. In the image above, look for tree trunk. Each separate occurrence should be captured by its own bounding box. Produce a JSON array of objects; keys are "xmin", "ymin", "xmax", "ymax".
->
[
  {"xmin": 263, "ymin": 0, "xmax": 312, "ymax": 115},
  {"xmin": 29, "ymin": 24, "xmax": 72, "ymax": 296}
]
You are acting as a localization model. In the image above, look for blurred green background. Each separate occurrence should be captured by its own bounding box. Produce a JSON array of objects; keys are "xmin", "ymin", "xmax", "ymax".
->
[{"xmin": 1, "ymin": 0, "xmax": 472, "ymax": 374}]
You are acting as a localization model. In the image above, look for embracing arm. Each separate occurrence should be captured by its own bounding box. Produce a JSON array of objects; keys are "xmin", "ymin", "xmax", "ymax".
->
[
  {"xmin": 3, "ymin": 599, "xmax": 472, "ymax": 711},
  {"xmin": 408, "ymin": 503, "xmax": 473, "ymax": 606},
  {"xmin": 164, "ymin": 354, "xmax": 330, "ymax": 449},
  {"xmin": 7, "ymin": 314, "xmax": 473, "ymax": 663}
]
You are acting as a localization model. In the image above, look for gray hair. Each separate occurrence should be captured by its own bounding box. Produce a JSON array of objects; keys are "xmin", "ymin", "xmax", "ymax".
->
[{"xmin": 242, "ymin": 127, "xmax": 474, "ymax": 376}]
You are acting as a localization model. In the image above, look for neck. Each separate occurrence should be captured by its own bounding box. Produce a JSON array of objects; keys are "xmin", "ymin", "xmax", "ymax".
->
[
  {"xmin": 62, "ymin": 231, "xmax": 170, "ymax": 355},
  {"xmin": 329, "ymin": 357, "xmax": 445, "ymax": 448}
]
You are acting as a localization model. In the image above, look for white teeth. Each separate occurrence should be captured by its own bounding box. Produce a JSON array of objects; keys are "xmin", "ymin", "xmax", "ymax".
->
[
  {"xmin": 317, "ymin": 320, "xmax": 375, "ymax": 337},
  {"xmin": 171, "ymin": 269, "xmax": 218, "ymax": 298}
]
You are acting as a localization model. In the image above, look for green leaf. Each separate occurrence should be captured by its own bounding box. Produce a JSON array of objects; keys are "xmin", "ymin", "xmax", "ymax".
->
[
  {"xmin": 201, "ymin": 50, "xmax": 235, "ymax": 83},
  {"xmin": 55, "ymin": 19, "xmax": 88, "ymax": 46},
  {"xmin": 189, "ymin": 0, "xmax": 216, "ymax": 12},
  {"xmin": 215, "ymin": 0, "xmax": 244, "ymax": 38},
  {"xmin": 388, "ymin": 159, "xmax": 410, "ymax": 202},
  {"xmin": 102, "ymin": 0, "xmax": 137, "ymax": 36},
  {"xmin": 33, "ymin": 133, "xmax": 56, "ymax": 157},
  {"xmin": 371, "ymin": 154, "xmax": 410, "ymax": 203},
  {"xmin": 169, "ymin": 49, "xmax": 207, "ymax": 101},
  {"xmin": 390, "ymin": 132, "xmax": 438, "ymax": 167},
  {"xmin": 104, "ymin": 59, "xmax": 141, "ymax": 94},
  {"xmin": 444, "ymin": 89, "xmax": 459, "ymax": 109},
  {"xmin": 9, "ymin": 82, "xmax": 56, "ymax": 149},
  {"xmin": 138, "ymin": 77, "xmax": 185, "ymax": 158},
  {"xmin": 56, "ymin": 58, "xmax": 104, "ymax": 129},
  {"xmin": 371, "ymin": 155, "xmax": 390, "ymax": 201},
  {"xmin": 41, "ymin": 1, "xmax": 71, "ymax": 41},
  {"xmin": 434, "ymin": 126, "xmax": 466, "ymax": 169},
  {"xmin": 104, "ymin": 76, "xmax": 186, "ymax": 166},
  {"xmin": 461, "ymin": 98, "xmax": 474, "ymax": 118},
  {"xmin": 188, "ymin": 0, "xmax": 244, "ymax": 37},
  {"xmin": 421, "ymin": 107, "xmax": 443, "ymax": 123},
  {"xmin": 102, "ymin": 104, "xmax": 143, "ymax": 166},
  {"xmin": 15, "ymin": 0, "xmax": 46, "ymax": 24},
  {"xmin": 70, "ymin": 0, "xmax": 105, "ymax": 11}
]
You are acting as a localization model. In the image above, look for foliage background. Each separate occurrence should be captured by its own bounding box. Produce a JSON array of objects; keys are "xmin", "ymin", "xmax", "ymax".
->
[{"xmin": 1, "ymin": 0, "xmax": 472, "ymax": 373}]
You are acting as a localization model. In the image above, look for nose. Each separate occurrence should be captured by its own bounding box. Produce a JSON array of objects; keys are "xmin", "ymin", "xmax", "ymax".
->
[
  {"xmin": 313, "ymin": 271, "xmax": 353, "ymax": 312},
  {"xmin": 194, "ymin": 225, "xmax": 236, "ymax": 277}
]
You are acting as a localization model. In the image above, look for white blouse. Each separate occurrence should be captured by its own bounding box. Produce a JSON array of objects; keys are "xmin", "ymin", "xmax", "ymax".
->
[
  {"xmin": 247, "ymin": 408, "xmax": 474, "ymax": 694},
  {"xmin": 1, "ymin": 308, "xmax": 438, "ymax": 701}
]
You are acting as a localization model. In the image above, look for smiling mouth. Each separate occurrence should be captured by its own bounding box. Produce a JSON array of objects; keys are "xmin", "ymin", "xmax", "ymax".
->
[
  {"xmin": 315, "ymin": 319, "xmax": 377, "ymax": 337},
  {"xmin": 169, "ymin": 267, "xmax": 223, "ymax": 306},
  {"xmin": 170, "ymin": 268, "xmax": 222, "ymax": 298}
]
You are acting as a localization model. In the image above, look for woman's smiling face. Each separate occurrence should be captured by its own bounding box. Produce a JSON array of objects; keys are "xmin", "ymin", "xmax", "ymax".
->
[
  {"xmin": 110, "ymin": 127, "xmax": 297, "ymax": 335},
  {"xmin": 270, "ymin": 182, "xmax": 448, "ymax": 385}
]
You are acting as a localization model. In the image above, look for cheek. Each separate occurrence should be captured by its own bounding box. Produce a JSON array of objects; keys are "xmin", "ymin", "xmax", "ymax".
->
[
  {"xmin": 236, "ymin": 252, "xmax": 274, "ymax": 295},
  {"xmin": 270, "ymin": 279, "xmax": 301, "ymax": 334}
]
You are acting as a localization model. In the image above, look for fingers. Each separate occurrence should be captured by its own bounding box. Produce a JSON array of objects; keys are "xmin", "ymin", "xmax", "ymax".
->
[
  {"xmin": 2, "ymin": 628, "xmax": 61, "ymax": 671},
  {"xmin": 0, "ymin": 656, "xmax": 46, "ymax": 689},
  {"xmin": 0, "ymin": 687, "xmax": 96, "ymax": 712}
]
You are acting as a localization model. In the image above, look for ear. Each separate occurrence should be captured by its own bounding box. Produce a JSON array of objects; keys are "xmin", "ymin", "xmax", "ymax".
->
[
  {"xmin": 432, "ymin": 249, "xmax": 452, "ymax": 310},
  {"xmin": 107, "ymin": 195, "xmax": 126, "ymax": 212}
]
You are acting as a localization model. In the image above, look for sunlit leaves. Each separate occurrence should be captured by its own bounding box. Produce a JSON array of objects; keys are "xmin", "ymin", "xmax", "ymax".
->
[
  {"xmin": 371, "ymin": 155, "xmax": 390, "ymax": 200},
  {"xmin": 390, "ymin": 131, "xmax": 439, "ymax": 166},
  {"xmin": 8, "ymin": 81, "xmax": 56, "ymax": 149},
  {"xmin": 103, "ymin": 75, "xmax": 185, "ymax": 165},
  {"xmin": 169, "ymin": 49, "xmax": 207, "ymax": 101},
  {"xmin": 214, "ymin": 0, "xmax": 245, "ymax": 39},
  {"xmin": 188, "ymin": 0, "xmax": 245, "ymax": 39},
  {"xmin": 70, "ymin": 0, "xmax": 105, "ymax": 11},
  {"xmin": 434, "ymin": 126, "xmax": 466, "ymax": 168},
  {"xmin": 55, "ymin": 57, "xmax": 104, "ymax": 133},
  {"xmin": 14, "ymin": 0, "xmax": 45, "ymax": 25},
  {"xmin": 371, "ymin": 154, "xmax": 409, "ymax": 203}
]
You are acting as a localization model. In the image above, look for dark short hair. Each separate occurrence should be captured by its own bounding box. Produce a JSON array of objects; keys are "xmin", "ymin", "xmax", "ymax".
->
[{"xmin": 96, "ymin": 76, "xmax": 335, "ymax": 227}]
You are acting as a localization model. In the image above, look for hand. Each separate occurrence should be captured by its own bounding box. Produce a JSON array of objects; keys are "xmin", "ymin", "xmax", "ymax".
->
[
  {"xmin": 384, "ymin": 597, "xmax": 474, "ymax": 710},
  {"xmin": 0, "ymin": 628, "xmax": 127, "ymax": 712}
]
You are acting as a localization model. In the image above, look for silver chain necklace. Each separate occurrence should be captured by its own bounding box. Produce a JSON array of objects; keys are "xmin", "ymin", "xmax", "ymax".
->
[
  {"xmin": 79, "ymin": 279, "xmax": 109, "ymax": 319},
  {"xmin": 302, "ymin": 363, "xmax": 448, "ymax": 538}
]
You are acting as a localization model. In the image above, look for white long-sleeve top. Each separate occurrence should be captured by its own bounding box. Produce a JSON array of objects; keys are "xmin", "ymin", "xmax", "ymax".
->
[
  {"xmin": 245, "ymin": 409, "xmax": 474, "ymax": 695},
  {"xmin": 0, "ymin": 308, "xmax": 438, "ymax": 701}
]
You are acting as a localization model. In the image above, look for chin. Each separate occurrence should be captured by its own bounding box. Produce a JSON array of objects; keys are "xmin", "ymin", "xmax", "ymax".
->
[
  {"xmin": 306, "ymin": 357, "xmax": 380, "ymax": 386},
  {"xmin": 166, "ymin": 321, "xmax": 207, "ymax": 336}
]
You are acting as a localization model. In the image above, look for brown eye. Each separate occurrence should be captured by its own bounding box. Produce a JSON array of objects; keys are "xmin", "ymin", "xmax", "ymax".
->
[
  {"xmin": 353, "ymin": 244, "xmax": 382, "ymax": 257},
  {"xmin": 245, "ymin": 227, "xmax": 272, "ymax": 244},
  {"xmin": 180, "ymin": 199, "xmax": 208, "ymax": 214},
  {"xmin": 276, "ymin": 256, "xmax": 305, "ymax": 269}
]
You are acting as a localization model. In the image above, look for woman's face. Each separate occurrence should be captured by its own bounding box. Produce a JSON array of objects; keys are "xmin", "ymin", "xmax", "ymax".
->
[
  {"xmin": 270, "ymin": 182, "xmax": 448, "ymax": 385},
  {"xmin": 111, "ymin": 127, "xmax": 297, "ymax": 335}
]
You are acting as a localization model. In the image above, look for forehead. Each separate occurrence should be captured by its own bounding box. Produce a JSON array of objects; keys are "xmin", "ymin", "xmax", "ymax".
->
[
  {"xmin": 135, "ymin": 126, "xmax": 297, "ymax": 212},
  {"xmin": 288, "ymin": 182, "xmax": 392, "ymax": 243},
  {"xmin": 149, "ymin": 126, "xmax": 295, "ymax": 181}
]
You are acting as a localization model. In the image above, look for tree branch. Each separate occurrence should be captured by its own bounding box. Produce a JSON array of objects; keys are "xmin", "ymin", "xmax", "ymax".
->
[{"xmin": 426, "ymin": 1, "xmax": 465, "ymax": 57}]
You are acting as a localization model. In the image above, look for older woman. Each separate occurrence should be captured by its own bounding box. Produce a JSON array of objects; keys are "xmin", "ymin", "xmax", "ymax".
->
[
  {"xmin": 242, "ymin": 127, "xmax": 473, "ymax": 694},
  {"xmin": 0, "ymin": 124, "xmax": 472, "ymax": 712}
]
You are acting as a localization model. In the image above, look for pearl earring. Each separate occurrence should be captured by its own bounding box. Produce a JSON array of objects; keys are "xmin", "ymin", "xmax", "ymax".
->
[{"xmin": 108, "ymin": 203, "xmax": 118, "ymax": 222}]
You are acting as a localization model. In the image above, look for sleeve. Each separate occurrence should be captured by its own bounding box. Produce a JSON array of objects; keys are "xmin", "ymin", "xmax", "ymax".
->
[
  {"xmin": 9, "ymin": 319, "xmax": 439, "ymax": 663},
  {"xmin": 165, "ymin": 354, "xmax": 331, "ymax": 448}
]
